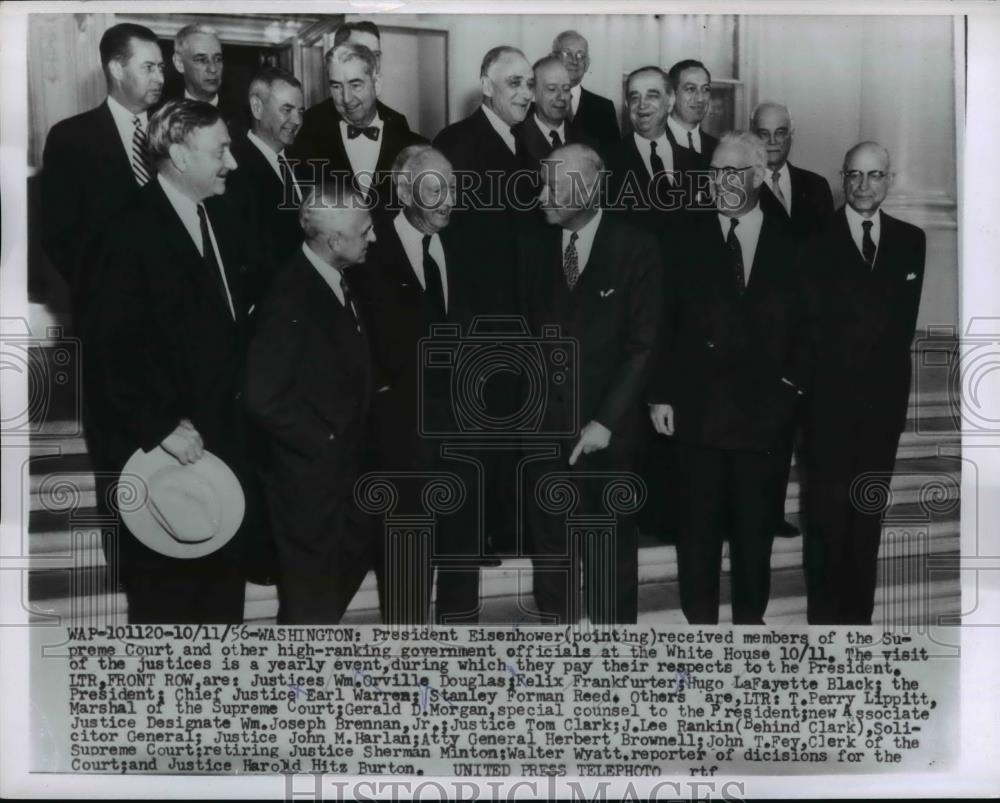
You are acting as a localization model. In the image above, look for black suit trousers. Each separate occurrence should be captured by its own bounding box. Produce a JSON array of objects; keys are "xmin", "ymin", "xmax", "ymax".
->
[
  {"xmin": 524, "ymin": 437, "xmax": 639, "ymax": 625},
  {"xmin": 673, "ymin": 442, "xmax": 784, "ymax": 625}
]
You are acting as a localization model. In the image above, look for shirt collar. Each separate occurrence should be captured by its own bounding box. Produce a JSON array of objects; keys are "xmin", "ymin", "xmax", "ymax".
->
[
  {"xmin": 563, "ymin": 207, "xmax": 603, "ymax": 250},
  {"xmin": 534, "ymin": 114, "xmax": 566, "ymax": 140},
  {"xmin": 667, "ymin": 114, "xmax": 699, "ymax": 147},
  {"xmin": 247, "ymin": 130, "xmax": 282, "ymax": 159},
  {"xmin": 185, "ymin": 89, "xmax": 219, "ymax": 106},
  {"xmin": 718, "ymin": 201, "xmax": 763, "ymax": 233},
  {"xmin": 845, "ymin": 202, "xmax": 881, "ymax": 236},
  {"xmin": 157, "ymin": 173, "xmax": 200, "ymax": 219},
  {"xmin": 633, "ymin": 130, "xmax": 669, "ymax": 153},
  {"xmin": 771, "ymin": 161, "xmax": 790, "ymax": 182},
  {"xmin": 107, "ymin": 95, "xmax": 147, "ymax": 127},
  {"xmin": 481, "ymin": 103, "xmax": 515, "ymax": 141},
  {"xmin": 301, "ymin": 242, "xmax": 344, "ymax": 287},
  {"xmin": 394, "ymin": 210, "xmax": 434, "ymax": 248}
]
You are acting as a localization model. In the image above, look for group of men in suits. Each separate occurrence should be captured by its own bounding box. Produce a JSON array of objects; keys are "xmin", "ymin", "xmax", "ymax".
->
[{"xmin": 40, "ymin": 20, "xmax": 925, "ymax": 627}]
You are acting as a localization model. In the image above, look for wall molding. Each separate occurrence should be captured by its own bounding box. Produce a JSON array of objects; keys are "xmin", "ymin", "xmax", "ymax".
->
[
  {"xmin": 115, "ymin": 13, "xmax": 326, "ymax": 47},
  {"xmin": 883, "ymin": 191, "xmax": 957, "ymax": 230}
]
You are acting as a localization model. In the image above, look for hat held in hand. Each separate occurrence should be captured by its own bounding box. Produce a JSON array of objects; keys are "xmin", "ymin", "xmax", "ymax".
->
[{"xmin": 118, "ymin": 446, "xmax": 245, "ymax": 559}]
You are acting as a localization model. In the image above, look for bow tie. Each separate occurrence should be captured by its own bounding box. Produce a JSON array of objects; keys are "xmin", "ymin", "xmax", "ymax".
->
[{"xmin": 347, "ymin": 124, "xmax": 380, "ymax": 141}]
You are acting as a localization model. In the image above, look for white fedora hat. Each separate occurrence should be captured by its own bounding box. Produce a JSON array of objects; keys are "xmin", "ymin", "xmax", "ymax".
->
[{"xmin": 117, "ymin": 446, "xmax": 245, "ymax": 559}]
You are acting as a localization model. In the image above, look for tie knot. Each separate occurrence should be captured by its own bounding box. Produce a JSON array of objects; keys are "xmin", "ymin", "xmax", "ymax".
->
[
  {"xmin": 197, "ymin": 203, "xmax": 207, "ymax": 223},
  {"xmin": 569, "ymin": 231, "xmax": 579, "ymax": 244},
  {"xmin": 133, "ymin": 116, "xmax": 142, "ymax": 129},
  {"xmin": 862, "ymin": 220, "xmax": 873, "ymax": 232},
  {"xmin": 729, "ymin": 216, "xmax": 739, "ymax": 232},
  {"xmin": 772, "ymin": 169, "xmax": 781, "ymax": 182},
  {"xmin": 649, "ymin": 140, "xmax": 658, "ymax": 153},
  {"xmin": 549, "ymin": 129, "xmax": 560, "ymax": 144},
  {"xmin": 422, "ymin": 234, "xmax": 433, "ymax": 252}
]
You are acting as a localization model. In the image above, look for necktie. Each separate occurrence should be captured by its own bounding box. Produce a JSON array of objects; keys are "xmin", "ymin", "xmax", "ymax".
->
[
  {"xmin": 197, "ymin": 204, "xmax": 235, "ymax": 319},
  {"xmin": 339, "ymin": 274, "xmax": 362, "ymax": 333},
  {"xmin": 347, "ymin": 124, "xmax": 380, "ymax": 141},
  {"xmin": 726, "ymin": 217, "xmax": 745, "ymax": 293},
  {"xmin": 861, "ymin": 220, "xmax": 876, "ymax": 267},
  {"xmin": 131, "ymin": 116, "xmax": 151, "ymax": 186},
  {"xmin": 649, "ymin": 140, "xmax": 665, "ymax": 177},
  {"xmin": 567, "ymin": 92, "xmax": 576, "ymax": 123},
  {"xmin": 771, "ymin": 169, "xmax": 789, "ymax": 214},
  {"xmin": 563, "ymin": 231, "xmax": 580, "ymax": 290},
  {"xmin": 549, "ymin": 129, "xmax": 563, "ymax": 150},
  {"xmin": 687, "ymin": 130, "xmax": 697, "ymax": 153},
  {"xmin": 277, "ymin": 152, "xmax": 303, "ymax": 205},
  {"xmin": 421, "ymin": 235, "xmax": 447, "ymax": 318}
]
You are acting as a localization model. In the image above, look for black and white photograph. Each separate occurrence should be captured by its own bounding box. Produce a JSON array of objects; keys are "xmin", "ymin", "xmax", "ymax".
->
[{"xmin": 1, "ymin": 1, "xmax": 997, "ymax": 798}]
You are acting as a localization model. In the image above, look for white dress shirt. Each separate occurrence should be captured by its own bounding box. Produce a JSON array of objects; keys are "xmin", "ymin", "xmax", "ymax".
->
[
  {"xmin": 668, "ymin": 115, "xmax": 703, "ymax": 154},
  {"xmin": 569, "ymin": 84, "xmax": 582, "ymax": 119},
  {"xmin": 339, "ymin": 113, "xmax": 384, "ymax": 197},
  {"xmin": 301, "ymin": 242, "xmax": 347, "ymax": 307},
  {"xmin": 394, "ymin": 212, "xmax": 449, "ymax": 312},
  {"xmin": 157, "ymin": 174, "xmax": 235, "ymax": 318},
  {"xmin": 845, "ymin": 203, "xmax": 881, "ymax": 264},
  {"xmin": 534, "ymin": 114, "xmax": 567, "ymax": 148},
  {"xmin": 718, "ymin": 203, "xmax": 764, "ymax": 285},
  {"xmin": 246, "ymin": 130, "xmax": 303, "ymax": 201},
  {"xmin": 633, "ymin": 131, "xmax": 675, "ymax": 183},
  {"xmin": 562, "ymin": 207, "xmax": 603, "ymax": 277},
  {"xmin": 481, "ymin": 103, "xmax": 517, "ymax": 155},
  {"xmin": 106, "ymin": 95, "xmax": 149, "ymax": 167},
  {"xmin": 184, "ymin": 90, "xmax": 219, "ymax": 106},
  {"xmin": 768, "ymin": 161, "xmax": 792, "ymax": 215}
]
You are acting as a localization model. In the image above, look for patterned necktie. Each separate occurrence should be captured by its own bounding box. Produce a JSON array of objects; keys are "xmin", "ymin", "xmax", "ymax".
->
[
  {"xmin": 726, "ymin": 216, "xmax": 745, "ymax": 293},
  {"xmin": 421, "ymin": 235, "xmax": 446, "ymax": 318},
  {"xmin": 563, "ymin": 231, "xmax": 580, "ymax": 290},
  {"xmin": 771, "ymin": 169, "xmax": 789, "ymax": 214},
  {"xmin": 347, "ymin": 125, "xmax": 380, "ymax": 141},
  {"xmin": 277, "ymin": 152, "xmax": 302, "ymax": 205},
  {"xmin": 131, "ymin": 116, "xmax": 151, "ymax": 186},
  {"xmin": 549, "ymin": 129, "xmax": 563, "ymax": 150},
  {"xmin": 861, "ymin": 220, "xmax": 877, "ymax": 267},
  {"xmin": 339, "ymin": 274, "xmax": 362, "ymax": 333},
  {"xmin": 649, "ymin": 140, "xmax": 665, "ymax": 177},
  {"xmin": 196, "ymin": 204, "xmax": 235, "ymax": 319},
  {"xmin": 687, "ymin": 130, "xmax": 696, "ymax": 153}
]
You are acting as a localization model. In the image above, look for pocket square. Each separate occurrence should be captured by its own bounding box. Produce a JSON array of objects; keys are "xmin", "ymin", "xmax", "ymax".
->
[
  {"xmin": 906, "ymin": 273, "xmax": 918, "ymax": 281},
  {"xmin": 599, "ymin": 288, "xmax": 616, "ymax": 298}
]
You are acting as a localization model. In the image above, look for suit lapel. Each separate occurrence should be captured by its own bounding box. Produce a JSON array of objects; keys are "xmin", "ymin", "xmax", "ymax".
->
[
  {"xmin": 97, "ymin": 101, "xmax": 139, "ymax": 190},
  {"xmin": 473, "ymin": 107, "xmax": 519, "ymax": 171}
]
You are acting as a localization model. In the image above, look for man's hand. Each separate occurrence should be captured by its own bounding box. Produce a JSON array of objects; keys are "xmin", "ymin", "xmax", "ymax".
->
[
  {"xmin": 649, "ymin": 403, "xmax": 675, "ymax": 436},
  {"xmin": 161, "ymin": 419, "xmax": 204, "ymax": 465},
  {"xmin": 569, "ymin": 420, "xmax": 612, "ymax": 466}
]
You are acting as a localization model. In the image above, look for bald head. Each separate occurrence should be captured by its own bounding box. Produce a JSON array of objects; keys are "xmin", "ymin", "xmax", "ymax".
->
[
  {"xmin": 300, "ymin": 187, "xmax": 375, "ymax": 268},
  {"xmin": 533, "ymin": 57, "xmax": 572, "ymax": 128},
  {"xmin": 540, "ymin": 143, "xmax": 605, "ymax": 229},
  {"xmin": 392, "ymin": 145, "xmax": 455, "ymax": 234},
  {"xmin": 842, "ymin": 141, "xmax": 893, "ymax": 217},
  {"xmin": 751, "ymin": 102, "xmax": 794, "ymax": 170}
]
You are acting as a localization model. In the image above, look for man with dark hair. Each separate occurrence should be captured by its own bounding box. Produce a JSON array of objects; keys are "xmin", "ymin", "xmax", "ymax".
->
[
  {"xmin": 226, "ymin": 66, "xmax": 306, "ymax": 300},
  {"xmin": 665, "ymin": 59, "xmax": 718, "ymax": 167},
  {"xmin": 516, "ymin": 143, "xmax": 661, "ymax": 624},
  {"xmin": 41, "ymin": 22, "xmax": 164, "ymax": 297},
  {"xmin": 81, "ymin": 99, "xmax": 262, "ymax": 623},
  {"xmin": 800, "ymin": 142, "xmax": 925, "ymax": 625},
  {"xmin": 551, "ymin": 29, "xmax": 620, "ymax": 152},
  {"xmin": 648, "ymin": 131, "xmax": 803, "ymax": 625},
  {"xmin": 289, "ymin": 42, "xmax": 424, "ymax": 221},
  {"xmin": 244, "ymin": 186, "xmax": 376, "ymax": 624},
  {"xmin": 332, "ymin": 20, "xmax": 410, "ymax": 131}
]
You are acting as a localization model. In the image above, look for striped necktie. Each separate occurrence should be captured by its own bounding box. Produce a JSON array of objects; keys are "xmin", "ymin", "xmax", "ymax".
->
[{"xmin": 131, "ymin": 116, "xmax": 151, "ymax": 186}]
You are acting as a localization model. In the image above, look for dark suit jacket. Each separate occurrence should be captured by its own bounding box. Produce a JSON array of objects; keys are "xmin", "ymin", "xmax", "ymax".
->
[
  {"xmin": 665, "ymin": 124, "xmax": 718, "ymax": 171},
  {"xmin": 287, "ymin": 99, "xmax": 425, "ymax": 218},
  {"xmin": 512, "ymin": 111, "xmax": 598, "ymax": 206},
  {"xmin": 649, "ymin": 204, "xmax": 804, "ymax": 454},
  {"xmin": 801, "ymin": 207, "xmax": 926, "ymax": 461},
  {"xmin": 434, "ymin": 106, "xmax": 527, "ymax": 318},
  {"xmin": 41, "ymin": 100, "xmax": 143, "ymax": 297},
  {"xmin": 516, "ymin": 212, "xmax": 662, "ymax": 444},
  {"xmin": 568, "ymin": 87, "xmax": 620, "ymax": 154},
  {"xmin": 759, "ymin": 162, "xmax": 834, "ymax": 241},
  {"xmin": 226, "ymin": 132, "xmax": 304, "ymax": 303}
]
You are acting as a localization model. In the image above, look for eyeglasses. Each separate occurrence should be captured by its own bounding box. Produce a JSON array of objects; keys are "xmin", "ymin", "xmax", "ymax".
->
[
  {"xmin": 556, "ymin": 49, "xmax": 588, "ymax": 62},
  {"xmin": 710, "ymin": 165, "xmax": 753, "ymax": 179},
  {"xmin": 842, "ymin": 169, "xmax": 889, "ymax": 184}
]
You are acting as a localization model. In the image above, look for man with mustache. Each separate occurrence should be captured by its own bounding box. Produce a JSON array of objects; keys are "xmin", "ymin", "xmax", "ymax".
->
[
  {"xmin": 551, "ymin": 29, "xmax": 620, "ymax": 153},
  {"xmin": 665, "ymin": 59, "xmax": 718, "ymax": 169},
  {"xmin": 799, "ymin": 142, "xmax": 925, "ymax": 625},
  {"xmin": 226, "ymin": 67, "xmax": 307, "ymax": 302},
  {"xmin": 290, "ymin": 42, "xmax": 424, "ymax": 222},
  {"xmin": 244, "ymin": 186, "xmax": 377, "ymax": 624},
  {"xmin": 41, "ymin": 22, "xmax": 164, "ymax": 301},
  {"xmin": 81, "ymin": 100, "xmax": 261, "ymax": 623}
]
